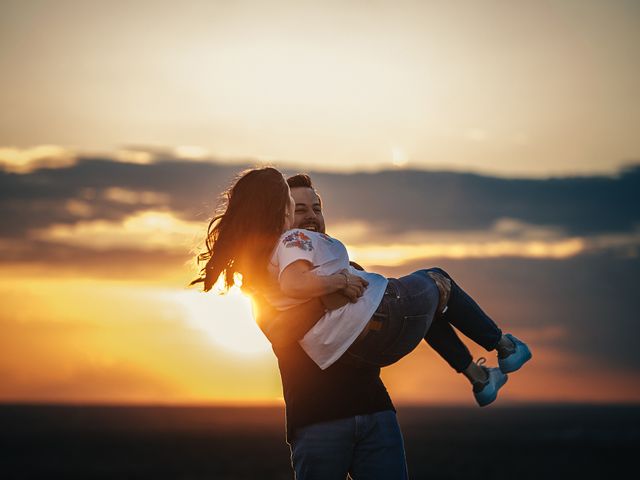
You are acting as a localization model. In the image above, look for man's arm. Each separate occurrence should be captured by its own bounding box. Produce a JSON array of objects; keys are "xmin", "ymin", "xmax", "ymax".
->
[{"xmin": 254, "ymin": 295, "xmax": 326, "ymax": 348}]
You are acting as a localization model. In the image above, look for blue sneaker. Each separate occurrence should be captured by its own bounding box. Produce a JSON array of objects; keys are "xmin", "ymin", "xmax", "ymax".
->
[
  {"xmin": 498, "ymin": 333, "xmax": 532, "ymax": 373},
  {"xmin": 472, "ymin": 358, "xmax": 508, "ymax": 407}
]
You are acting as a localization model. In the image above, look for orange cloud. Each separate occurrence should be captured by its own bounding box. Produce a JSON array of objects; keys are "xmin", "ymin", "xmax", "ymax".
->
[
  {"xmin": 31, "ymin": 209, "xmax": 205, "ymax": 253},
  {"xmin": 103, "ymin": 187, "xmax": 170, "ymax": 205},
  {"xmin": 331, "ymin": 219, "xmax": 640, "ymax": 265}
]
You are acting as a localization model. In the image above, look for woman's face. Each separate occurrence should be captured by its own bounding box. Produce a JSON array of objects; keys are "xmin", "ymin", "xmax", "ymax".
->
[{"xmin": 283, "ymin": 184, "xmax": 295, "ymax": 231}]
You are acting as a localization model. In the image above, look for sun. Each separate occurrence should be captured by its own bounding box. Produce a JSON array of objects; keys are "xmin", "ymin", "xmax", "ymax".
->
[{"xmin": 172, "ymin": 287, "xmax": 272, "ymax": 356}]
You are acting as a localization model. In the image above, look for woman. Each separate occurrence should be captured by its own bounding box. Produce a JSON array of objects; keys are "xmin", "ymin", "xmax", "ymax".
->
[{"xmin": 191, "ymin": 167, "xmax": 532, "ymax": 406}]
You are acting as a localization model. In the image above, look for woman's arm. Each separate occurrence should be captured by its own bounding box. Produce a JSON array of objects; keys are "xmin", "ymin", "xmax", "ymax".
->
[
  {"xmin": 280, "ymin": 260, "xmax": 368, "ymax": 299},
  {"xmin": 280, "ymin": 260, "xmax": 346, "ymax": 298}
]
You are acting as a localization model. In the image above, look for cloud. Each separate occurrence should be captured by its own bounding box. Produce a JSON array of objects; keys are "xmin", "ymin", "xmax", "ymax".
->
[
  {"xmin": 173, "ymin": 145, "xmax": 211, "ymax": 161},
  {"xmin": 65, "ymin": 199, "xmax": 94, "ymax": 218},
  {"xmin": 334, "ymin": 218, "xmax": 640, "ymax": 264},
  {"xmin": 114, "ymin": 149, "xmax": 156, "ymax": 165},
  {"xmin": 25, "ymin": 210, "xmax": 639, "ymax": 265},
  {"xmin": 103, "ymin": 187, "xmax": 170, "ymax": 205},
  {"xmin": 312, "ymin": 164, "xmax": 640, "ymax": 237},
  {"xmin": 374, "ymin": 252, "xmax": 640, "ymax": 374},
  {"xmin": 31, "ymin": 209, "xmax": 205, "ymax": 253},
  {"xmin": 0, "ymin": 156, "xmax": 219, "ymax": 238},
  {"xmin": 1, "ymin": 152, "xmax": 639, "ymax": 265},
  {"xmin": 0, "ymin": 242, "xmax": 189, "ymax": 283},
  {"xmin": 0, "ymin": 145, "xmax": 77, "ymax": 173},
  {"xmin": 0, "ymin": 151, "xmax": 638, "ymax": 402},
  {"xmin": 347, "ymin": 237, "xmax": 587, "ymax": 264}
]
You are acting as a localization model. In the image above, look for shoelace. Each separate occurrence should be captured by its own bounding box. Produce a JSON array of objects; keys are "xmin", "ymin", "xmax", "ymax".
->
[
  {"xmin": 475, "ymin": 357, "xmax": 490, "ymax": 388},
  {"xmin": 472, "ymin": 357, "xmax": 490, "ymax": 391}
]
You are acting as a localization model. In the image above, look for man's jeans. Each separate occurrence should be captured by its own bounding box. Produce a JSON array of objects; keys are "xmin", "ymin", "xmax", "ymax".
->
[
  {"xmin": 290, "ymin": 410, "xmax": 408, "ymax": 480},
  {"xmin": 346, "ymin": 267, "xmax": 502, "ymax": 372}
]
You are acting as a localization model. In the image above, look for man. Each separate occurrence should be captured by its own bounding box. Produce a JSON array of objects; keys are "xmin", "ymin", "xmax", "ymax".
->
[
  {"xmin": 255, "ymin": 174, "xmax": 451, "ymax": 480},
  {"xmin": 255, "ymin": 174, "xmax": 403, "ymax": 479}
]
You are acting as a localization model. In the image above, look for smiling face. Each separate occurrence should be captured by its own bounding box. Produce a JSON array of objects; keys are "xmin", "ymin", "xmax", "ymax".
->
[{"xmin": 290, "ymin": 186, "xmax": 325, "ymax": 233}]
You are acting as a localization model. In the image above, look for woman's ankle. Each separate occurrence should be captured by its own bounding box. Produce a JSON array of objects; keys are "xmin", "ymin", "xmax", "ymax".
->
[
  {"xmin": 462, "ymin": 360, "xmax": 488, "ymax": 385},
  {"xmin": 495, "ymin": 334, "xmax": 516, "ymax": 357}
]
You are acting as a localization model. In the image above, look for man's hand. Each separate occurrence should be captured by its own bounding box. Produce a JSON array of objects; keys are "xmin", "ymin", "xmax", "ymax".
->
[
  {"xmin": 339, "ymin": 268, "xmax": 369, "ymax": 303},
  {"xmin": 426, "ymin": 271, "xmax": 451, "ymax": 316}
]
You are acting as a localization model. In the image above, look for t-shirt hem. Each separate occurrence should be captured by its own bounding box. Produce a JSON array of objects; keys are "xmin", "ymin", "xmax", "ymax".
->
[{"xmin": 303, "ymin": 277, "xmax": 389, "ymax": 370}]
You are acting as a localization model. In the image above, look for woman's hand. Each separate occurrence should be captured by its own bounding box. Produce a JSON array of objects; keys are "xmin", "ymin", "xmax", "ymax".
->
[
  {"xmin": 339, "ymin": 269, "xmax": 369, "ymax": 303},
  {"xmin": 426, "ymin": 271, "xmax": 451, "ymax": 315}
]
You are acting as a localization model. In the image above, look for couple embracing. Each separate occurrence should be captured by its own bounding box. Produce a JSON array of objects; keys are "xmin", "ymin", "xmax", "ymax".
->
[{"xmin": 191, "ymin": 167, "xmax": 531, "ymax": 479}]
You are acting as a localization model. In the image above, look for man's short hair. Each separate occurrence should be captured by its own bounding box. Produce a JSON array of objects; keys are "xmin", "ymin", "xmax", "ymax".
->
[
  {"xmin": 286, "ymin": 173, "xmax": 322, "ymax": 206},
  {"xmin": 286, "ymin": 173, "xmax": 313, "ymax": 189}
]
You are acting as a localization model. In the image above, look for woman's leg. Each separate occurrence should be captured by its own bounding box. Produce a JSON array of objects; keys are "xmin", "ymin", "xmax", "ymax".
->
[
  {"xmin": 347, "ymin": 268, "xmax": 504, "ymax": 367},
  {"xmin": 345, "ymin": 273, "xmax": 440, "ymax": 366},
  {"xmin": 424, "ymin": 299, "xmax": 507, "ymax": 388},
  {"xmin": 421, "ymin": 267, "xmax": 502, "ymax": 352},
  {"xmin": 406, "ymin": 269, "xmax": 491, "ymax": 374},
  {"xmin": 345, "ymin": 268, "xmax": 512, "ymax": 407},
  {"xmin": 423, "ymin": 316, "xmax": 474, "ymax": 372}
]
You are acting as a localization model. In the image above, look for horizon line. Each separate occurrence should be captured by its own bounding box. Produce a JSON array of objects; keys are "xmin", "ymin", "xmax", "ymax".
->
[{"xmin": 2, "ymin": 400, "xmax": 639, "ymax": 409}]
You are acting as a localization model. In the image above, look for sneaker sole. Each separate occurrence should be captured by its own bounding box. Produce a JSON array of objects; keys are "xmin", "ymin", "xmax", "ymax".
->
[{"xmin": 476, "ymin": 374, "xmax": 508, "ymax": 407}]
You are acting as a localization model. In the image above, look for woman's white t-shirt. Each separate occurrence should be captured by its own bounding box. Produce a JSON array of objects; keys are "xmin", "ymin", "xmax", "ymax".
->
[{"xmin": 266, "ymin": 229, "xmax": 388, "ymax": 370}]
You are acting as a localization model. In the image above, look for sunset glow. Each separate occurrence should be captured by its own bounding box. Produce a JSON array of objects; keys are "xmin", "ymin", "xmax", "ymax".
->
[
  {"xmin": 170, "ymin": 287, "xmax": 272, "ymax": 356},
  {"xmin": 1, "ymin": 0, "xmax": 638, "ymax": 408},
  {"xmin": 33, "ymin": 210, "xmax": 204, "ymax": 252},
  {"xmin": 347, "ymin": 237, "xmax": 585, "ymax": 264}
]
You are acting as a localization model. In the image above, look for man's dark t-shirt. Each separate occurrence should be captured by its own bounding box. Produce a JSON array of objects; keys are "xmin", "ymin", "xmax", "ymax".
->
[{"xmin": 272, "ymin": 339, "xmax": 395, "ymax": 442}]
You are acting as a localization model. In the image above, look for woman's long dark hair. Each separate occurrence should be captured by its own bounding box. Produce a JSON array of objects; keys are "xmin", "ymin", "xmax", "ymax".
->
[{"xmin": 190, "ymin": 167, "xmax": 290, "ymax": 293}]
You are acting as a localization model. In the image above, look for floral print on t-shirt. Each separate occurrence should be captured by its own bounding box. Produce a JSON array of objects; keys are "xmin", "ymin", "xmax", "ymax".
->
[
  {"xmin": 317, "ymin": 232, "xmax": 334, "ymax": 243},
  {"xmin": 282, "ymin": 230, "xmax": 313, "ymax": 251}
]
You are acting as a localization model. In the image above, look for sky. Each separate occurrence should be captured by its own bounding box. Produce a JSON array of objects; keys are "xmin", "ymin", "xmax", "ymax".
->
[
  {"xmin": 1, "ymin": 0, "xmax": 639, "ymax": 406},
  {"xmin": 1, "ymin": 0, "xmax": 639, "ymax": 176},
  {"xmin": 1, "ymin": 157, "xmax": 638, "ymax": 405}
]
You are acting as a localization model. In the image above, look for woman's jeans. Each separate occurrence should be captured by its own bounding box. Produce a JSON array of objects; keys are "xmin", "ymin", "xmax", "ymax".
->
[{"xmin": 346, "ymin": 267, "xmax": 502, "ymax": 372}]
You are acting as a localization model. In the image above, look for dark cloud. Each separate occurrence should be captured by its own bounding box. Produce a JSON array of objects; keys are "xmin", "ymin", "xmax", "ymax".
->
[
  {"xmin": 0, "ymin": 239, "xmax": 192, "ymax": 280},
  {"xmin": 2, "ymin": 156, "xmax": 639, "ymax": 241},
  {"xmin": 0, "ymin": 158, "xmax": 241, "ymax": 238},
  {"xmin": 311, "ymin": 164, "xmax": 640, "ymax": 236},
  {"xmin": 376, "ymin": 252, "xmax": 640, "ymax": 374}
]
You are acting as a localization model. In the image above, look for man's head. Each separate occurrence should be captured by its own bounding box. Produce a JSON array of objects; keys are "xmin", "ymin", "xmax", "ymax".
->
[{"xmin": 286, "ymin": 174, "xmax": 326, "ymax": 233}]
